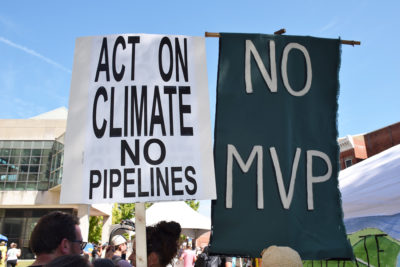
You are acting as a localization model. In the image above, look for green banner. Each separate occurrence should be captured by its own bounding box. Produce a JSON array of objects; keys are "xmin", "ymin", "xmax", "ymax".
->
[{"xmin": 210, "ymin": 33, "xmax": 353, "ymax": 260}]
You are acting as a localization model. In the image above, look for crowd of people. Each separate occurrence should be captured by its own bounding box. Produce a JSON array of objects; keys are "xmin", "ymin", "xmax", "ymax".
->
[
  {"xmin": 24, "ymin": 211, "xmax": 182, "ymax": 267},
  {"xmin": 0, "ymin": 210, "xmax": 303, "ymax": 267}
]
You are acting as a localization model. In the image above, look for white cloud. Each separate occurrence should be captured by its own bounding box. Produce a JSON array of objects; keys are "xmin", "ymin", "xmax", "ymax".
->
[
  {"xmin": 318, "ymin": 18, "xmax": 339, "ymax": 34},
  {"xmin": 0, "ymin": 36, "xmax": 71, "ymax": 73}
]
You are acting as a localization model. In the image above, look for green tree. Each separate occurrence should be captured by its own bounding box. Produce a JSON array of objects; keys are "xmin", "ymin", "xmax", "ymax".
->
[
  {"xmin": 112, "ymin": 203, "xmax": 153, "ymax": 224},
  {"xmin": 185, "ymin": 200, "xmax": 199, "ymax": 211},
  {"xmin": 112, "ymin": 203, "xmax": 136, "ymax": 224},
  {"xmin": 112, "ymin": 201, "xmax": 199, "ymax": 225},
  {"xmin": 88, "ymin": 216, "xmax": 103, "ymax": 244}
]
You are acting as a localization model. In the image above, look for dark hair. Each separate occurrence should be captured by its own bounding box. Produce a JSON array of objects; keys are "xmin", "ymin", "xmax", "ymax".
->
[
  {"xmin": 29, "ymin": 211, "xmax": 79, "ymax": 254},
  {"xmin": 147, "ymin": 221, "xmax": 181, "ymax": 267},
  {"xmin": 45, "ymin": 254, "xmax": 90, "ymax": 267},
  {"xmin": 93, "ymin": 258, "xmax": 115, "ymax": 267}
]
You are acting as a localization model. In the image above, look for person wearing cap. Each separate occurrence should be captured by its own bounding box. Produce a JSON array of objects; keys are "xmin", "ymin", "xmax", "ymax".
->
[
  {"xmin": 260, "ymin": 246, "xmax": 302, "ymax": 267},
  {"xmin": 111, "ymin": 235, "xmax": 132, "ymax": 267}
]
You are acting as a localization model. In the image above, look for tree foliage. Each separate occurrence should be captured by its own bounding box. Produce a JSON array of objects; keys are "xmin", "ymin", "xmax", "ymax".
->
[
  {"xmin": 112, "ymin": 201, "xmax": 199, "ymax": 224},
  {"xmin": 112, "ymin": 203, "xmax": 152, "ymax": 224},
  {"xmin": 112, "ymin": 203, "xmax": 136, "ymax": 224},
  {"xmin": 88, "ymin": 216, "xmax": 103, "ymax": 244},
  {"xmin": 185, "ymin": 200, "xmax": 199, "ymax": 211}
]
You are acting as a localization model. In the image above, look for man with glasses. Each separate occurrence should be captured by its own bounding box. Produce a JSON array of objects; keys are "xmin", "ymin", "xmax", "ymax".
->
[{"xmin": 28, "ymin": 211, "xmax": 85, "ymax": 267}]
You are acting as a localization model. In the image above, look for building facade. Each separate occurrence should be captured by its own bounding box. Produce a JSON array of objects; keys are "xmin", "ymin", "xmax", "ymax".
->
[
  {"xmin": 0, "ymin": 107, "xmax": 112, "ymax": 259},
  {"xmin": 338, "ymin": 121, "xmax": 400, "ymax": 170}
]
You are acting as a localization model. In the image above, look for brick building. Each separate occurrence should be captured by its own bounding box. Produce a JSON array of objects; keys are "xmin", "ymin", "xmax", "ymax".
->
[{"xmin": 338, "ymin": 121, "xmax": 400, "ymax": 170}]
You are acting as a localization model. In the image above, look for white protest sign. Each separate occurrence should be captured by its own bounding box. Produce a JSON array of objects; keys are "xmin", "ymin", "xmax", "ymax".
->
[{"xmin": 60, "ymin": 34, "xmax": 216, "ymax": 204}]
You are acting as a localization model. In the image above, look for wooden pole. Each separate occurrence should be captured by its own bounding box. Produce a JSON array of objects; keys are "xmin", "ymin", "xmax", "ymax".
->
[
  {"xmin": 135, "ymin": 203, "xmax": 147, "ymax": 267},
  {"xmin": 274, "ymin": 28, "xmax": 286, "ymax": 35},
  {"xmin": 205, "ymin": 32, "xmax": 220, "ymax": 38},
  {"xmin": 341, "ymin": 40, "xmax": 361, "ymax": 46},
  {"xmin": 205, "ymin": 31, "xmax": 361, "ymax": 45}
]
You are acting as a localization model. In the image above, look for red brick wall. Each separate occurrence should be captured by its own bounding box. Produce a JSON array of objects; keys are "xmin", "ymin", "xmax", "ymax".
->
[
  {"xmin": 195, "ymin": 231, "xmax": 210, "ymax": 248},
  {"xmin": 390, "ymin": 123, "xmax": 400, "ymax": 144},
  {"xmin": 365, "ymin": 122, "xmax": 400, "ymax": 157},
  {"xmin": 339, "ymin": 122, "xmax": 400, "ymax": 169},
  {"xmin": 339, "ymin": 149, "xmax": 355, "ymax": 170}
]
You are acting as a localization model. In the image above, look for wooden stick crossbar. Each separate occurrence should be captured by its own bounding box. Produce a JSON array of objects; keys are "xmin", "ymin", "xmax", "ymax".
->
[
  {"xmin": 341, "ymin": 40, "xmax": 361, "ymax": 46},
  {"xmin": 205, "ymin": 31, "xmax": 361, "ymax": 45},
  {"xmin": 274, "ymin": 28, "xmax": 286, "ymax": 35}
]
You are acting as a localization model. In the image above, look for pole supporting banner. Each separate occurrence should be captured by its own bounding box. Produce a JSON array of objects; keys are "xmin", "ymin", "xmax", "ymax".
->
[
  {"xmin": 136, "ymin": 203, "xmax": 147, "ymax": 267},
  {"xmin": 205, "ymin": 31, "xmax": 361, "ymax": 45}
]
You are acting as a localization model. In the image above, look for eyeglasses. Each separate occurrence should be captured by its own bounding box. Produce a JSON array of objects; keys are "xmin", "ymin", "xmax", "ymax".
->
[{"xmin": 71, "ymin": 240, "xmax": 87, "ymax": 250}]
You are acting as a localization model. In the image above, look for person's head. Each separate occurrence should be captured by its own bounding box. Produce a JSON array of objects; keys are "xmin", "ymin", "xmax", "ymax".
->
[
  {"xmin": 111, "ymin": 235, "xmax": 127, "ymax": 254},
  {"xmin": 105, "ymin": 245, "xmax": 115, "ymax": 259},
  {"xmin": 261, "ymin": 246, "xmax": 302, "ymax": 267},
  {"xmin": 44, "ymin": 254, "xmax": 91, "ymax": 267},
  {"xmin": 10, "ymin": 242, "xmax": 17, "ymax": 248},
  {"xmin": 129, "ymin": 221, "xmax": 181, "ymax": 267},
  {"xmin": 0, "ymin": 241, "xmax": 5, "ymax": 246},
  {"xmin": 93, "ymin": 258, "xmax": 115, "ymax": 267},
  {"xmin": 29, "ymin": 211, "xmax": 83, "ymax": 257}
]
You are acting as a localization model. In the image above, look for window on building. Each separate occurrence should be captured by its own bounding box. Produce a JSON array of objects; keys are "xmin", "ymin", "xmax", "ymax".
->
[
  {"xmin": 345, "ymin": 159, "xmax": 352, "ymax": 168},
  {"xmin": 0, "ymin": 140, "xmax": 64, "ymax": 191},
  {"xmin": 49, "ymin": 141, "xmax": 64, "ymax": 188},
  {"xmin": 0, "ymin": 208, "xmax": 74, "ymax": 259}
]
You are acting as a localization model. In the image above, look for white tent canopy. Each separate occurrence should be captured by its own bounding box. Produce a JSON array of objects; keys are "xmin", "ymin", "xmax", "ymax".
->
[
  {"xmin": 339, "ymin": 144, "xmax": 400, "ymax": 220},
  {"xmin": 133, "ymin": 201, "xmax": 211, "ymax": 239}
]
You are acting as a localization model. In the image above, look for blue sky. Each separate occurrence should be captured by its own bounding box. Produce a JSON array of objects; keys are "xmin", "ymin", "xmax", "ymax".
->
[{"xmin": 1, "ymin": 1, "xmax": 399, "ymax": 216}]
